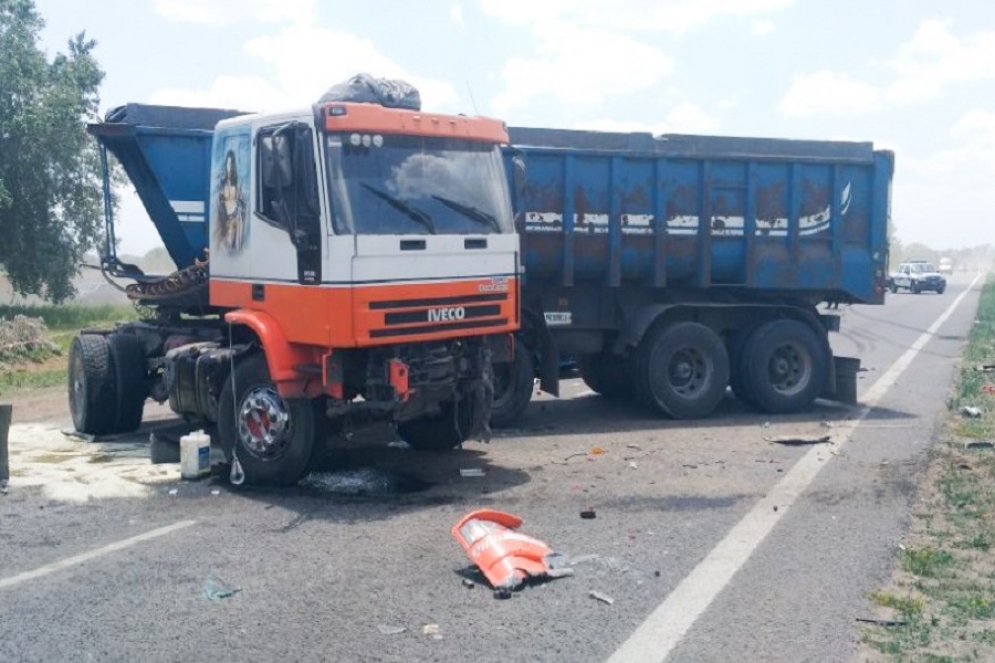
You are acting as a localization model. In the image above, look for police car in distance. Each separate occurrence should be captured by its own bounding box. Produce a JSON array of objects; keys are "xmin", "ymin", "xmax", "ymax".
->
[{"xmin": 887, "ymin": 260, "xmax": 947, "ymax": 295}]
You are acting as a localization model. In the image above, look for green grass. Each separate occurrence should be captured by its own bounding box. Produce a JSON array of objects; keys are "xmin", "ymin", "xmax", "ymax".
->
[
  {"xmin": 860, "ymin": 274, "xmax": 995, "ymax": 662},
  {"xmin": 0, "ymin": 303, "xmax": 137, "ymax": 331},
  {"xmin": 0, "ymin": 303, "xmax": 137, "ymax": 394}
]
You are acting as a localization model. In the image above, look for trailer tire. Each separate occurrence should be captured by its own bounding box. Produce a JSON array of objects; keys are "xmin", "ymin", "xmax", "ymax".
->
[
  {"xmin": 740, "ymin": 319, "xmax": 828, "ymax": 414},
  {"xmin": 489, "ymin": 348, "xmax": 534, "ymax": 429},
  {"xmin": 108, "ymin": 333, "xmax": 147, "ymax": 434},
  {"xmin": 397, "ymin": 399, "xmax": 476, "ymax": 451},
  {"xmin": 68, "ymin": 334, "xmax": 117, "ymax": 436},
  {"xmin": 579, "ymin": 354, "xmax": 632, "ymax": 399},
  {"xmin": 218, "ymin": 354, "xmax": 318, "ymax": 486},
  {"xmin": 728, "ymin": 326, "xmax": 760, "ymax": 409},
  {"xmin": 635, "ymin": 322, "xmax": 730, "ymax": 419}
]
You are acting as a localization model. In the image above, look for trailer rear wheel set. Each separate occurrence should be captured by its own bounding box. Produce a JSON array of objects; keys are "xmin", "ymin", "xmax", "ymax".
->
[{"xmin": 68, "ymin": 333, "xmax": 148, "ymax": 437}]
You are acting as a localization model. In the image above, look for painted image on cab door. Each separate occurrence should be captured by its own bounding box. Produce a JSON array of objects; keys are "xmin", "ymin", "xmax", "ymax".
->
[{"xmin": 211, "ymin": 130, "xmax": 250, "ymax": 253}]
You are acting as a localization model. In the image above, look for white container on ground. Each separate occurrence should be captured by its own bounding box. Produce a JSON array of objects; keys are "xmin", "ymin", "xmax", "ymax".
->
[{"xmin": 180, "ymin": 430, "xmax": 212, "ymax": 480}]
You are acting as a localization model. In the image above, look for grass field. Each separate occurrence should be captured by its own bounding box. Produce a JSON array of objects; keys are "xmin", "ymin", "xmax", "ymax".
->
[
  {"xmin": 0, "ymin": 303, "xmax": 137, "ymax": 394},
  {"xmin": 861, "ymin": 275, "xmax": 995, "ymax": 662}
]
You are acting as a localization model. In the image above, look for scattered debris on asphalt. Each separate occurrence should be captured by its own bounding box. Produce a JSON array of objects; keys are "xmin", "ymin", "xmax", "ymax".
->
[
  {"xmin": 422, "ymin": 624, "xmax": 442, "ymax": 639},
  {"xmin": 168, "ymin": 488, "xmax": 178, "ymax": 496},
  {"xmin": 590, "ymin": 447, "xmax": 606, "ymax": 456},
  {"xmin": 626, "ymin": 443, "xmax": 642, "ymax": 450},
  {"xmin": 964, "ymin": 440, "xmax": 994, "ymax": 450},
  {"xmin": 856, "ymin": 618, "xmax": 907, "ymax": 627},
  {"xmin": 960, "ymin": 406, "xmax": 983, "ymax": 418},
  {"xmin": 628, "ymin": 461, "xmax": 638, "ymax": 470},
  {"xmin": 387, "ymin": 440, "xmax": 411, "ymax": 450},
  {"xmin": 460, "ymin": 468, "xmax": 485, "ymax": 478},
  {"xmin": 211, "ymin": 488, "xmax": 221, "ymax": 496},
  {"xmin": 580, "ymin": 508, "xmax": 597, "ymax": 520},
  {"xmin": 61, "ymin": 429, "xmax": 95, "ymax": 444},
  {"xmin": 589, "ymin": 590, "xmax": 615, "ymax": 605},
  {"xmin": 451, "ymin": 509, "xmax": 574, "ymax": 592},
  {"xmin": 493, "ymin": 588, "xmax": 512, "ymax": 600},
  {"xmin": 461, "ymin": 578, "xmax": 475, "ymax": 589},
  {"xmin": 766, "ymin": 435, "xmax": 832, "ymax": 446},
  {"xmin": 377, "ymin": 624, "xmax": 406, "ymax": 635},
  {"xmin": 204, "ymin": 575, "xmax": 241, "ymax": 601}
]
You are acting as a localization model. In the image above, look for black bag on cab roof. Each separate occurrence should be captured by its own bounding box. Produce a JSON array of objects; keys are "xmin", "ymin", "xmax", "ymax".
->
[{"xmin": 318, "ymin": 73, "xmax": 421, "ymax": 111}]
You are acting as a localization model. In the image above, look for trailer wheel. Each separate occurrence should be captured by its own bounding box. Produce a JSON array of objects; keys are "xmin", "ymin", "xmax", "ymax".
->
[
  {"xmin": 579, "ymin": 354, "xmax": 632, "ymax": 399},
  {"xmin": 740, "ymin": 319, "xmax": 828, "ymax": 414},
  {"xmin": 397, "ymin": 398, "xmax": 476, "ymax": 451},
  {"xmin": 635, "ymin": 322, "xmax": 730, "ymax": 419},
  {"xmin": 489, "ymin": 348, "xmax": 534, "ymax": 429},
  {"xmin": 727, "ymin": 326, "xmax": 760, "ymax": 409},
  {"xmin": 218, "ymin": 354, "xmax": 318, "ymax": 486},
  {"xmin": 68, "ymin": 334, "xmax": 117, "ymax": 436},
  {"xmin": 108, "ymin": 333, "xmax": 147, "ymax": 434}
]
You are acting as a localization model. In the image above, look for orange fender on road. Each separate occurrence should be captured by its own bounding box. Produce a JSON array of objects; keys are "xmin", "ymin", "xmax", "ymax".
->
[{"xmin": 451, "ymin": 509, "xmax": 573, "ymax": 590}]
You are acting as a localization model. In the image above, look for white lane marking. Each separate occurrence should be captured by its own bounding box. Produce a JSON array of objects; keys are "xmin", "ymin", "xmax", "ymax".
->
[
  {"xmin": 606, "ymin": 274, "xmax": 984, "ymax": 663},
  {"xmin": 0, "ymin": 520, "xmax": 197, "ymax": 591}
]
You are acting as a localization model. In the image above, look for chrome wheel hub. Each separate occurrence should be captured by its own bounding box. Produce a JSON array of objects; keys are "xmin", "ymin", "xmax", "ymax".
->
[{"xmin": 237, "ymin": 386, "xmax": 291, "ymax": 459}]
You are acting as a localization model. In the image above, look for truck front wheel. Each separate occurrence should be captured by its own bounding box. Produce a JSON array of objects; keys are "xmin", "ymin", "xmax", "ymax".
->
[
  {"xmin": 397, "ymin": 398, "xmax": 476, "ymax": 451},
  {"xmin": 489, "ymin": 347, "xmax": 534, "ymax": 429},
  {"xmin": 218, "ymin": 354, "xmax": 318, "ymax": 486},
  {"xmin": 740, "ymin": 319, "xmax": 828, "ymax": 414},
  {"xmin": 635, "ymin": 322, "xmax": 730, "ymax": 419}
]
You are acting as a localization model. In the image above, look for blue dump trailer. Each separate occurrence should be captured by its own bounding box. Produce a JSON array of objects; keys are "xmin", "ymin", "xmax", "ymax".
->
[{"xmin": 488, "ymin": 127, "xmax": 893, "ymax": 424}]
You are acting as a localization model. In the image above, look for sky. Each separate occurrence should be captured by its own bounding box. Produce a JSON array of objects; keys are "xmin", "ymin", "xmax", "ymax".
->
[{"xmin": 32, "ymin": 0, "xmax": 995, "ymax": 255}]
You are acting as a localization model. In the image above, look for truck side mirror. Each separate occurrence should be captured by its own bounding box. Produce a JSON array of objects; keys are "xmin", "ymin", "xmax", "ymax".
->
[{"xmin": 261, "ymin": 134, "xmax": 293, "ymax": 189}]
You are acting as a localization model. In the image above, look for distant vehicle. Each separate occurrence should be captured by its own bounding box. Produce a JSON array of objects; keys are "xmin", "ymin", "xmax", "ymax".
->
[
  {"xmin": 888, "ymin": 260, "xmax": 946, "ymax": 294},
  {"xmin": 938, "ymin": 257, "xmax": 953, "ymax": 274}
]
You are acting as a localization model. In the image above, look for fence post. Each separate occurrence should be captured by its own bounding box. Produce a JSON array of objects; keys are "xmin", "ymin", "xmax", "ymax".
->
[{"xmin": 0, "ymin": 403, "xmax": 11, "ymax": 491}]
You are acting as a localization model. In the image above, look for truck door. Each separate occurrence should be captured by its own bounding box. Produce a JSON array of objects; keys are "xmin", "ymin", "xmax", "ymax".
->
[{"xmin": 258, "ymin": 123, "xmax": 324, "ymax": 285}]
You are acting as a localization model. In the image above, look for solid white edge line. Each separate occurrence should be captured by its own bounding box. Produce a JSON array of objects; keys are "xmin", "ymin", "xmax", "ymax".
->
[
  {"xmin": 0, "ymin": 520, "xmax": 197, "ymax": 591},
  {"xmin": 606, "ymin": 274, "xmax": 984, "ymax": 663}
]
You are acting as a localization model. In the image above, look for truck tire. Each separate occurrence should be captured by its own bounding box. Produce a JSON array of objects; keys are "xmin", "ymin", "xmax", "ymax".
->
[
  {"xmin": 634, "ymin": 322, "xmax": 730, "ymax": 419},
  {"xmin": 740, "ymin": 319, "xmax": 828, "ymax": 414},
  {"xmin": 579, "ymin": 354, "xmax": 633, "ymax": 399},
  {"xmin": 727, "ymin": 326, "xmax": 760, "ymax": 409},
  {"xmin": 68, "ymin": 334, "xmax": 117, "ymax": 436},
  {"xmin": 218, "ymin": 354, "xmax": 319, "ymax": 486},
  {"xmin": 107, "ymin": 333, "xmax": 147, "ymax": 434},
  {"xmin": 397, "ymin": 398, "xmax": 475, "ymax": 451},
  {"xmin": 489, "ymin": 348, "xmax": 534, "ymax": 429}
]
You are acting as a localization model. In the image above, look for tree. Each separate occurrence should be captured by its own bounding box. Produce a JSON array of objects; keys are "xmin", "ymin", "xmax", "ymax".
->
[{"xmin": 0, "ymin": 0, "xmax": 107, "ymax": 303}]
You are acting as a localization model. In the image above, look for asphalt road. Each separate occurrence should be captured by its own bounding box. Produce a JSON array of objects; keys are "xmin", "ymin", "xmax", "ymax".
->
[{"xmin": 0, "ymin": 273, "xmax": 984, "ymax": 663}]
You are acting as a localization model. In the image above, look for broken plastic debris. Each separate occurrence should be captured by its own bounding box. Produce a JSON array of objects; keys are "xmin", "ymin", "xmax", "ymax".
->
[
  {"xmin": 766, "ymin": 435, "xmax": 831, "ymax": 446},
  {"xmin": 168, "ymin": 488, "xmax": 178, "ymax": 496},
  {"xmin": 204, "ymin": 575, "xmax": 241, "ymax": 601},
  {"xmin": 377, "ymin": 624, "xmax": 406, "ymax": 635},
  {"xmin": 961, "ymin": 406, "xmax": 983, "ymax": 418},
  {"xmin": 580, "ymin": 508, "xmax": 597, "ymax": 520},
  {"xmin": 211, "ymin": 489, "xmax": 221, "ymax": 496},
  {"xmin": 590, "ymin": 447, "xmax": 606, "ymax": 455},
  {"xmin": 628, "ymin": 461, "xmax": 638, "ymax": 470},
  {"xmin": 387, "ymin": 440, "xmax": 411, "ymax": 449},
  {"xmin": 964, "ymin": 440, "xmax": 994, "ymax": 450},
  {"xmin": 589, "ymin": 590, "xmax": 614, "ymax": 605},
  {"xmin": 422, "ymin": 624, "xmax": 442, "ymax": 639},
  {"xmin": 451, "ymin": 509, "xmax": 574, "ymax": 591},
  {"xmin": 460, "ymin": 468, "xmax": 485, "ymax": 478},
  {"xmin": 461, "ymin": 578, "xmax": 475, "ymax": 589}
]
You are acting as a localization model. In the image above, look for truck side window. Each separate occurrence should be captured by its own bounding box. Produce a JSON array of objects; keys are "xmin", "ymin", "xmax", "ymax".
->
[{"xmin": 257, "ymin": 129, "xmax": 292, "ymax": 231}]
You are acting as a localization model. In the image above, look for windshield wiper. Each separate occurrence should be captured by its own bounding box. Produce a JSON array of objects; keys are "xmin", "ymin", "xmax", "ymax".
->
[
  {"xmin": 430, "ymin": 195, "xmax": 502, "ymax": 233},
  {"xmin": 361, "ymin": 183, "xmax": 436, "ymax": 234}
]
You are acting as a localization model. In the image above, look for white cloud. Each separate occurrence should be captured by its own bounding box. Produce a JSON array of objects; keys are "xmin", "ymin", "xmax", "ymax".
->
[
  {"xmin": 574, "ymin": 102, "xmax": 719, "ymax": 135},
  {"xmin": 490, "ymin": 23, "xmax": 673, "ymax": 115},
  {"xmin": 950, "ymin": 108, "xmax": 995, "ymax": 143},
  {"xmin": 752, "ymin": 19, "xmax": 775, "ymax": 36},
  {"xmin": 450, "ymin": 4, "xmax": 465, "ymax": 27},
  {"xmin": 777, "ymin": 71, "xmax": 882, "ymax": 118},
  {"xmin": 153, "ymin": 0, "xmax": 315, "ymax": 24},
  {"xmin": 478, "ymin": 0, "xmax": 792, "ymax": 35},
  {"xmin": 150, "ymin": 26, "xmax": 459, "ymax": 114},
  {"xmin": 885, "ymin": 19, "xmax": 995, "ymax": 104}
]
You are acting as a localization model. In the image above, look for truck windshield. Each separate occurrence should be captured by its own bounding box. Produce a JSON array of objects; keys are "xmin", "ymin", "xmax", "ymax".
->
[
  {"xmin": 911, "ymin": 263, "xmax": 935, "ymax": 273},
  {"xmin": 324, "ymin": 133, "xmax": 513, "ymax": 235}
]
